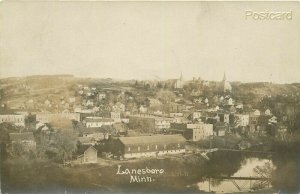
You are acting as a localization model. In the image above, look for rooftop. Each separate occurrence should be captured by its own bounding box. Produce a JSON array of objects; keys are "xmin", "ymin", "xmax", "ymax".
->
[{"xmin": 119, "ymin": 134, "xmax": 186, "ymax": 145}]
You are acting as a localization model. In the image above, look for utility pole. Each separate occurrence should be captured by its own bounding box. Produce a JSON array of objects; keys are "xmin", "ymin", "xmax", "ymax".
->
[
  {"xmin": 208, "ymin": 178, "xmax": 210, "ymax": 192},
  {"xmin": 0, "ymin": 143, "xmax": 2, "ymax": 194}
]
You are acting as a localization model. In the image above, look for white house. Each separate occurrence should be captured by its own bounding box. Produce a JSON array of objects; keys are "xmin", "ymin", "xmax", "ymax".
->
[
  {"xmin": 265, "ymin": 109, "xmax": 272, "ymax": 116},
  {"xmin": 228, "ymin": 98, "xmax": 234, "ymax": 106},
  {"xmin": 139, "ymin": 106, "xmax": 148, "ymax": 113},
  {"xmin": 253, "ymin": 109, "xmax": 261, "ymax": 116},
  {"xmin": 192, "ymin": 112, "xmax": 202, "ymax": 120},
  {"xmin": 269, "ymin": 116, "xmax": 277, "ymax": 124},
  {"xmin": 204, "ymin": 98, "xmax": 209, "ymax": 104}
]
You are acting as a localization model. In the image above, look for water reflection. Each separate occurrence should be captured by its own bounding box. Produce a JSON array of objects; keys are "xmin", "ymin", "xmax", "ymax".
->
[{"xmin": 198, "ymin": 158, "xmax": 274, "ymax": 193}]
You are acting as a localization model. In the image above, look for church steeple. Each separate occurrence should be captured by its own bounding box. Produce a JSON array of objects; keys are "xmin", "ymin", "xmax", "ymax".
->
[
  {"xmin": 223, "ymin": 72, "xmax": 226, "ymax": 81},
  {"xmin": 222, "ymin": 72, "xmax": 232, "ymax": 93},
  {"xmin": 174, "ymin": 72, "xmax": 184, "ymax": 89}
]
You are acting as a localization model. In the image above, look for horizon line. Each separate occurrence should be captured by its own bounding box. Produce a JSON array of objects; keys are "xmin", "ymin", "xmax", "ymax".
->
[{"xmin": 0, "ymin": 73, "xmax": 299, "ymax": 85}]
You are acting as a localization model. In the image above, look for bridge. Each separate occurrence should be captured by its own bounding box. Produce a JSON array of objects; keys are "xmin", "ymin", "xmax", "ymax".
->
[
  {"xmin": 217, "ymin": 148, "xmax": 275, "ymax": 154},
  {"xmin": 207, "ymin": 176, "xmax": 270, "ymax": 181},
  {"xmin": 204, "ymin": 175, "xmax": 271, "ymax": 192}
]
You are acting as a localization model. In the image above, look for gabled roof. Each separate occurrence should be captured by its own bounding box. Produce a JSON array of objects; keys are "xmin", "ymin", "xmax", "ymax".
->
[
  {"xmin": 119, "ymin": 134, "xmax": 186, "ymax": 145},
  {"xmin": 9, "ymin": 132, "xmax": 35, "ymax": 142},
  {"xmin": 85, "ymin": 146, "xmax": 97, "ymax": 153},
  {"xmin": 77, "ymin": 145, "xmax": 97, "ymax": 155}
]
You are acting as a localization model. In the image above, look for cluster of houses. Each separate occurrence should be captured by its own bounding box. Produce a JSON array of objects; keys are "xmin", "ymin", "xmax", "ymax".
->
[{"xmin": 1, "ymin": 75, "xmax": 295, "ymax": 164}]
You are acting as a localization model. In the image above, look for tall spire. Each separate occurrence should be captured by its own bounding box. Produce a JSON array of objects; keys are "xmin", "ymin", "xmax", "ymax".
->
[
  {"xmin": 180, "ymin": 72, "xmax": 183, "ymax": 81},
  {"xmin": 223, "ymin": 72, "xmax": 226, "ymax": 81}
]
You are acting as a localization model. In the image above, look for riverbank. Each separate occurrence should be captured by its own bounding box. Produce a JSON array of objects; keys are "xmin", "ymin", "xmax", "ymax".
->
[
  {"xmin": 2, "ymin": 135, "xmax": 299, "ymax": 193},
  {"xmin": 2, "ymin": 153, "xmax": 208, "ymax": 193}
]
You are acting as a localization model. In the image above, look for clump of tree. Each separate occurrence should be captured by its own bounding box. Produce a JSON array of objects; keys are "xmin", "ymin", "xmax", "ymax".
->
[
  {"xmin": 9, "ymin": 141, "xmax": 36, "ymax": 159},
  {"xmin": 128, "ymin": 116, "xmax": 156, "ymax": 133},
  {"xmin": 51, "ymin": 130, "xmax": 77, "ymax": 163},
  {"xmin": 0, "ymin": 123, "xmax": 21, "ymax": 143},
  {"xmin": 49, "ymin": 116, "xmax": 73, "ymax": 131},
  {"xmin": 35, "ymin": 129, "xmax": 77, "ymax": 163},
  {"xmin": 156, "ymin": 90, "xmax": 176, "ymax": 104}
]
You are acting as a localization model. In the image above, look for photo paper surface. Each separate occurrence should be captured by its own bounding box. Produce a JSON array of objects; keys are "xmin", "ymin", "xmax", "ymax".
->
[{"xmin": 0, "ymin": 1, "xmax": 299, "ymax": 193}]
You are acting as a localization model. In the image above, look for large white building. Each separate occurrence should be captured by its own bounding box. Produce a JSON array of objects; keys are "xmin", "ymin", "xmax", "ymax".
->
[
  {"xmin": 111, "ymin": 112, "xmax": 121, "ymax": 122},
  {"xmin": 187, "ymin": 123, "xmax": 213, "ymax": 141}
]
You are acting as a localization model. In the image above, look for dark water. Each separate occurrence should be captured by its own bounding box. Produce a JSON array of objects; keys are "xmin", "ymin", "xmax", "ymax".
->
[{"xmin": 198, "ymin": 157, "xmax": 273, "ymax": 193}]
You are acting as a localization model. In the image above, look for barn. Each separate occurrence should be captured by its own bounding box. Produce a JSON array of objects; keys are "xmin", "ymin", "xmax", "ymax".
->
[
  {"xmin": 77, "ymin": 146, "xmax": 98, "ymax": 164},
  {"xmin": 114, "ymin": 134, "xmax": 186, "ymax": 159}
]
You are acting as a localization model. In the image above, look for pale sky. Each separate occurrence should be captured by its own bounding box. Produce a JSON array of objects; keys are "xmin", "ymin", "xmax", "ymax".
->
[{"xmin": 0, "ymin": 1, "xmax": 299, "ymax": 83}]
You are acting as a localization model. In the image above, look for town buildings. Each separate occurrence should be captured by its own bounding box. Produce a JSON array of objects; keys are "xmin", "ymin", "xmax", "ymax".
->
[
  {"xmin": 84, "ymin": 117, "xmax": 114, "ymax": 128},
  {"xmin": 0, "ymin": 114, "xmax": 25, "ymax": 126},
  {"xmin": 1, "ymin": 73, "xmax": 297, "ymax": 169},
  {"xmin": 78, "ymin": 127, "xmax": 110, "ymax": 145},
  {"xmin": 171, "ymin": 122, "xmax": 213, "ymax": 141},
  {"xmin": 186, "ymin": 123, "xmax": 214, "ymax": 141}
]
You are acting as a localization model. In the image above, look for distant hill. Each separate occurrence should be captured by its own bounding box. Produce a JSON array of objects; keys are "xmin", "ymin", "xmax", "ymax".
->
[
  {"xmin": 232, "ymin": 82, "xmax": 300, "ymax": 97},
  {"xmin": 1, "ymin": 75, "xmax": 300, "ymax": 110}
]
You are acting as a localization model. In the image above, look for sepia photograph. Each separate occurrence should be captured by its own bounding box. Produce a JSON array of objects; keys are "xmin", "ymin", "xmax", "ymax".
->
[{"xmin": 0, "ymin": 0, "xmax": 300, "ymax": 193}]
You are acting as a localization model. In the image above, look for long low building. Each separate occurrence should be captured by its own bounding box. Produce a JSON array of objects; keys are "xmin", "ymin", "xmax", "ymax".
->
[
  {"xmin": 36, "ymin": 113, "xmax": 81, "ymax": 123},
  {"xmin": 113, "ymin": 134, "xmax": 186, "ymax": 159},
  {"xmin": 83, "ymin": 117, "xmax": 114, "ymax": 128}
]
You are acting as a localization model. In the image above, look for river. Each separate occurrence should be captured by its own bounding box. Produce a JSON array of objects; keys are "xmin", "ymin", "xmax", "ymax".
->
[
  {"xmin": 2, "ymin": 148, "xmax": 300, "ymax": 193},
  {"xmin": 198, "ymin": 157, "xmax": 274, "ymax": 193}
]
